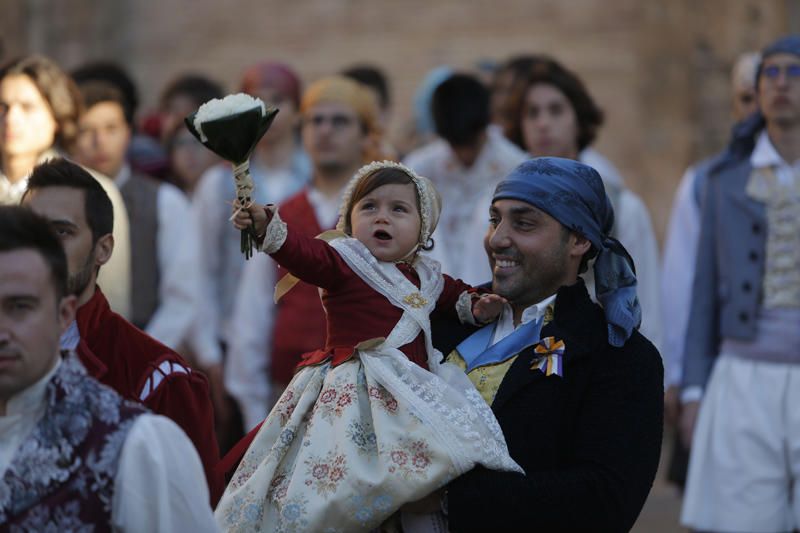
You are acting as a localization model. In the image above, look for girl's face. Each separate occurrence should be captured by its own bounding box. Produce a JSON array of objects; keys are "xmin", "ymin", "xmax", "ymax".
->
[{"xmin": 351, "ymin": 182, "xmax": 421, "ymax": 262}]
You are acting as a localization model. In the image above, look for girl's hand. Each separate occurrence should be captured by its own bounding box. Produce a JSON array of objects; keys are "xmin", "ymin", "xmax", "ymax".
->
[
  {"xmin": 472, "ymin": 293, "xmax": 507, "ymax": 324},
  {"xmin": 232, "ymin": 201, "xmax": 268, "ymax": 237}
]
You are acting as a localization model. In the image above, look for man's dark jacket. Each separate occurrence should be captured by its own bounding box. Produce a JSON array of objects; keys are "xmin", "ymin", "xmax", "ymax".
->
[{"xmin": 432, "ymin": 280, "xmax": 664, "ymax": 532}]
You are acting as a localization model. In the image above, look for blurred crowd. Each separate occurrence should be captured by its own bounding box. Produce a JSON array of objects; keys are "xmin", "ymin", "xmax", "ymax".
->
[{"xmin": 1, "ymin": 36, "xmax": 798, "ymax": 530}]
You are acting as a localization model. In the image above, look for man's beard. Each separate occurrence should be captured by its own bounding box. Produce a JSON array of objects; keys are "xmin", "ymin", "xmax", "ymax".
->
[{"xmin": 67, "ymin": 248, "xmax": 95, "ymax": 297}]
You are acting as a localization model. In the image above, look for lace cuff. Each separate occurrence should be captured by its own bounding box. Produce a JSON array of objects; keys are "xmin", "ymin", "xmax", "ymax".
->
[
  {"xmin": 456, "ymin": 290, "xmax": 480, "ymax": 326},
  {"xmin": 258, "ymin": 206, "xmax": 288, "ymax": 254}
]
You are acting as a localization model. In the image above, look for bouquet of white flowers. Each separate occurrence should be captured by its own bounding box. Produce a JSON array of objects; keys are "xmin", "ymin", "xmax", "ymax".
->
[{"xmin": 185, "ymin": 93, "xmax": 278, "ymax": 258}]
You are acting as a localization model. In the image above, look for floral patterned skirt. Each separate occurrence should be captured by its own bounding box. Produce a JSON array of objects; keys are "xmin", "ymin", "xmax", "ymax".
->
[{"xmin": 215, "ymin": 347, "xmax": 521, "ymax": 532}]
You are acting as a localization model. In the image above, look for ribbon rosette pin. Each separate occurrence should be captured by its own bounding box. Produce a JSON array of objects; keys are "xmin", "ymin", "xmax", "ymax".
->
[
  {"xmin": 531, "ymin": 337, "xmax": 565, "ymax": 378},
  {"xmin": 185, "ymin": 93, "xmax": 279, "ymax": 259}
]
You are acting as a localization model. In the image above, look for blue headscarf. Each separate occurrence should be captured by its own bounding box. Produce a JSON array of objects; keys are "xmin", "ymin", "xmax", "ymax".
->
[
  {"xmin": 493, "ymin": 157, "xmax": 641, "ymax": 347},
  {"xmin": 413, "ymin": 66, "xmax": 453, "ymax": 137},
  {"xmin": 756, "ymin": 34, "xmax": 800, "ymax": 81}
]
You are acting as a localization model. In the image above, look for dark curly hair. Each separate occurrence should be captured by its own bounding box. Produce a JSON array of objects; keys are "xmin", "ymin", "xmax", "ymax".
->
[{"xmin": 505, "ymin": 58, "xmax": 604, "ymax": 153}]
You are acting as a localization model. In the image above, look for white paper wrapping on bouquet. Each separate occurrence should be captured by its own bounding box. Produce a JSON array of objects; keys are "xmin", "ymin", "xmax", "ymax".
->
[
  {"xmin": 214, "ymin": 238, "xmax": 521, "ymax": 532},
  {"xmin": 193, "ymin": 93, "xmax": 266, "ymax": 142}
]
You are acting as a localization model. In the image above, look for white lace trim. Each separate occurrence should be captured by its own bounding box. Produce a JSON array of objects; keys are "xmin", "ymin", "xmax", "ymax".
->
[
  {"xmin": 360, "ymin": 346, "xmax": 522, "ymax": 475},
  {"xmin": 328, "ymin": 237, "xmax": 445, "ymax": 368},
  {"xmin": 456, "ymin": 291, "xmax": 479, "ymax": 326},
  {"xmin": 327, "ymin": 237, "xmax": 521, "ymax": 474},
  {"xmin": 258, "ymin": 206, "xmax": 288, "ymax": 254}
]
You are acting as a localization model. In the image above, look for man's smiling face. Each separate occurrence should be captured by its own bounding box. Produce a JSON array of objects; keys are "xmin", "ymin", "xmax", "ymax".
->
[{"xmin": 484, "ymin": 199, "xmax": 576, "ymax": 309}]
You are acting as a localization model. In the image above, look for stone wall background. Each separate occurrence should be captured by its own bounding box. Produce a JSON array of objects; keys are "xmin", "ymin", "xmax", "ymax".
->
[{"xmin": 2, "ymin": 0, "xmax": 798, "ymax": 242}]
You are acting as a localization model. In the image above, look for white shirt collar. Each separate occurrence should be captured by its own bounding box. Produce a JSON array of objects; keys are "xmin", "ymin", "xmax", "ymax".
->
[
  {"xmin": 492, "ymin": 293, "xmax": 557, "ymax": 345},
  {"xmin": 306, "ymin": 185, "xmax": 345, "ymax": 229},
  {"xmin": 114, "ymin": 163, "xmax": 133, "ymax": 188},
  {"xmin": 3, "ymin": 357, "xmax": 61, "ymax": 417},
  {"xmin": 59, "ymin": 320, "xmax": 80, "ymax": 351},
  {"xmin": 751, "ymin": 130, "xmax": 786, "ymax": 169}
]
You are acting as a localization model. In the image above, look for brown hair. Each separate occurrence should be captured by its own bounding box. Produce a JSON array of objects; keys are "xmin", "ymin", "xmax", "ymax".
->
[
  {"xmin": 0, "ymin": 55, "xmax": 84, "ymax": 150},
  {"xmin": 505, "ymin": 58, "xmax": 604, "ymax": 153},
  {"xmin": 345, "ymin": 167, "xmax": 432, "ymax": 250}
]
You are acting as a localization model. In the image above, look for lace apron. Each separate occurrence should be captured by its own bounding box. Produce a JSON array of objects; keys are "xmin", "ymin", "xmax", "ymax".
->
[{"xmin": 215, "ymin": 238, "xmax": 521, "ymax": 532}]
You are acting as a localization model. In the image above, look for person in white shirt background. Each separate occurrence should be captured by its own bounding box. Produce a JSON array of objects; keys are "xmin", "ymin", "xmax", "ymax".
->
[
  {"xmin": 498, "ymin": 56, "xmax": 663, "ymax": 354},
  {"xmin": 403, "ymin": 72, "xmax": 528, "ymax": 284},
  {"xmin": 660, "ymin": 50, "xmax": 760, "ymax": 490},
  {"xmin": 0, "ymin": 205, "xmax": 216, "ymax": 532},
  {"xmin": 72, "ymin": 73, "xmax": 199, "ymax": 352},
  {"xmin": 0, "ymin": 55, "xmax": 132, "ymax": 319}
]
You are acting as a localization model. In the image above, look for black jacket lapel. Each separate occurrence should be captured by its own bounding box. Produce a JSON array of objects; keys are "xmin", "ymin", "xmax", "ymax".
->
[{"xmin": 491, "ymin": 281, "xmax": 604, "ymax": 412}]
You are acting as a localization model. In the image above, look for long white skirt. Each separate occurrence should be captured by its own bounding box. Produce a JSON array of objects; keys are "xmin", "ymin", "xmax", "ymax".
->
[{"xmin": 215, "ymin": 346, "xmax": 521, "ymax": 532}]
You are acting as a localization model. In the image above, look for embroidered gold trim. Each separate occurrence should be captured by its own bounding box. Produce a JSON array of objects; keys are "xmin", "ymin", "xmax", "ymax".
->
[{"xmin": 403, "ymin": 292, "xmax": 428, "ymax": 309}]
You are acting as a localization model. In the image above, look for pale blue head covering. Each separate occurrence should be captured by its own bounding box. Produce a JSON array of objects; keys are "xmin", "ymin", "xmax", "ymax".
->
[
  {"xmin": 756, "ymin": 34, "xmax": 800, "ymax": 80},
  {"xmin": 493, "ymin": 157, "xmax": 641, "ymax": 347},
  {"xmin": 413, "ymin": 66, "xmax": 453, "ymax": 137}
]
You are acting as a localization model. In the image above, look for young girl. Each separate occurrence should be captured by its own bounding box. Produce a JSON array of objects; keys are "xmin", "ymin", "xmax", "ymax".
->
[{"xmin": 216, "ymin": 160, "xmax": 521, "ymax": 532}]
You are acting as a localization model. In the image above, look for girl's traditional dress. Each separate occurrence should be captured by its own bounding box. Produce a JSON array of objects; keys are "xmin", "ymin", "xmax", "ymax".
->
[{"xmin": 215, "ymin": 162, "xmax": 521, "ymax": 532}]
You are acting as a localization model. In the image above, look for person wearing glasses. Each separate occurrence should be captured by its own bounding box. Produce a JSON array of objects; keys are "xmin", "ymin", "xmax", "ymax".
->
[
  {"xmin": 661, "ymin": 50, "xmax": 760, "ymax": 490},
  {"xmin": 224, "ymin": 76, "xmax": 384, "ymax": 432},
  {"xmin": 680, "ymin": 35, "xmax": 800, "ymax": 532}
]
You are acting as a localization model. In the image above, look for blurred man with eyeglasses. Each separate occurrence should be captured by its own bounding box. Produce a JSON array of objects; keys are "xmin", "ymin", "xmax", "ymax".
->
[{"xmin": 679, "ymin": 35, "xmax": 800, "ymax": 532}]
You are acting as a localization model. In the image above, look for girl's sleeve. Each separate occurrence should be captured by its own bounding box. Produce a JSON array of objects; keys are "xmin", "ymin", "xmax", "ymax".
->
[
  {"xmin": 434, "ymin": 274, "xmax": 487, "ymax": 324},
  {"xmin": 257, "ymin": 205, "xmax": 350, "ymax": 290}
]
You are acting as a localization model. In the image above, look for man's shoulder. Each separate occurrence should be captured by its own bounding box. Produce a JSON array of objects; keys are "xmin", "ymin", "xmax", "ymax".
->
[
  {"xmin": 403, "ymin": 140, "xmax": 449, "ymax": 171},
  {"xmin": 92, "ymin": 307, "xmax": 192, "ymax": 376},
  {"xmin": 489, "ymin": 130, "xmax": 528, "ymax": 168},
  {"xmin": 61, "ymin": 354, "xmax": 149, "ymax": 419},
  {"xmin": 604, "ymin": 329, "xmax": 664, "ymax": 385},
  {"xmin": 280, "ymin": 188, "xmax": 313, "ymax": 211}
]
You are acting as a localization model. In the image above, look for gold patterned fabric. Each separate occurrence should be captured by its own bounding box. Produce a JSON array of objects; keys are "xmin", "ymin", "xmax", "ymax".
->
[
  {"xmin": 446, "ymin": 303, "xmax": 555, "ymax": 405},
  {"xmin": 746, "ymin": 167, "xmax": 800, "ymax": 309}
]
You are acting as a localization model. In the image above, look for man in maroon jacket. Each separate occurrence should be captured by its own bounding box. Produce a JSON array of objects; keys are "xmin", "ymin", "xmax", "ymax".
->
[{"xmin": 20, "ymin": 157, "xmax": 223, "ymax": 504}]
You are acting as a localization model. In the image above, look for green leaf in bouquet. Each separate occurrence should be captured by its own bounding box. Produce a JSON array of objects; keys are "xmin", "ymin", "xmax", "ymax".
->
[{"xmin": 184, "ymin": 106, "xmax": 279, "ymax": 164}]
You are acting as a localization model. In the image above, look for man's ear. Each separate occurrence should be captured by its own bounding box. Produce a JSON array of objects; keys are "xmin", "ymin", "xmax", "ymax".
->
[
  {"xmin": 93, "ymin": 234, "xmax": 114, "ymax": 268},
  {"xmin": 570, "ymin": 233, "xmax": 592, "ymax": 259},
  {"xmin": 58, "ymin": 294, "xmax": 78, "ymax": 334}
]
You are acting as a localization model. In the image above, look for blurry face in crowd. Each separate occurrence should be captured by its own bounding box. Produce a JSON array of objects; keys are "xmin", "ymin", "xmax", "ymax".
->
[
  {"xmin": 521, "ymin": 83, "xmax": 579, "ymax": 160},
  {"xmin": 250, "ymin": 86, "xmax": 299, "ymax": 146},
  {"xmin": 169, "ymin": 127, "xmax": 218, "ymax": 194},
  {"xmin": 485, "ymin": 199, "xmax": 586, "ymax": 311},
  {"xmin": 490, "ymin": 67, "xmax": 516, "ymax": 130},
  {"xmin": 732, "ymin": 81, "xmax": 757, "ymax": 122},
  {"xmin": 351, "ymin": 182, "xmax": 421, "ymax": 262},
  {"xmin": 74, "ymin": 101, "xmax": 131, "ymax": 179},
  {"xmin": 758, "ymin": 53, "xmax": 800, "ymax": 128},
  {"xmin": 160, "ymin": 94, "xmax": 198, "ymax": 144},
  {"xmin": 0, "ymin": 248, "xmax": 75, "ymax": 414},
  {"xmin": 0, "ymin": 75, "xmax": 58, "ymax": 162},
  {"xmin": 302, "ymin": 101, "xmax": 367, "ymax": 174},
  {"xmin": 23, "ymin": 186, "xmax": 112, "ymax": 303}
]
